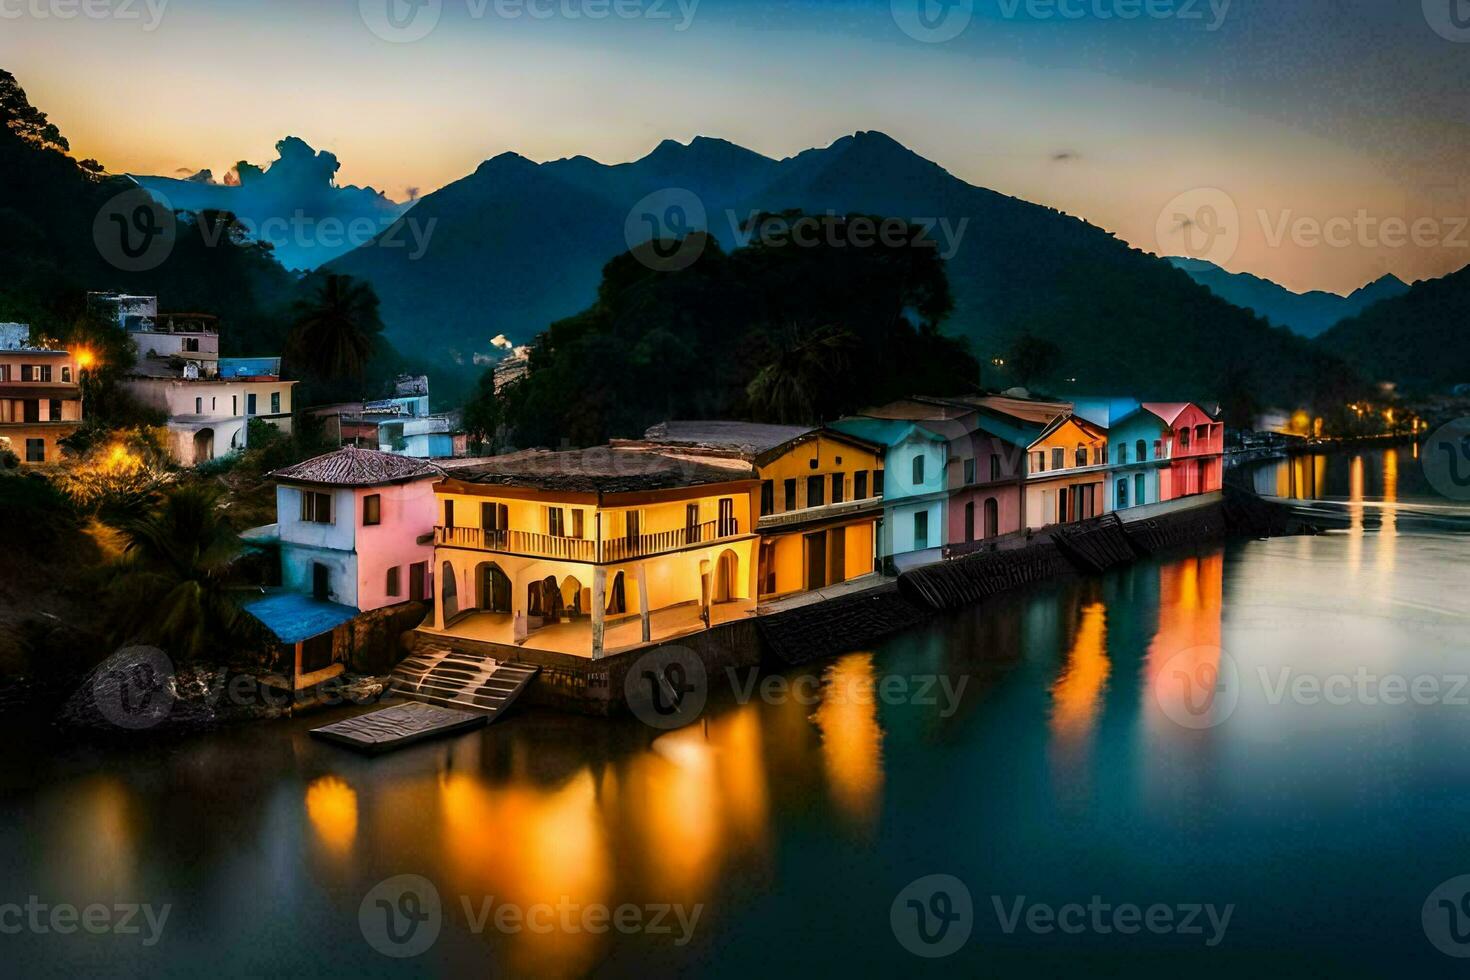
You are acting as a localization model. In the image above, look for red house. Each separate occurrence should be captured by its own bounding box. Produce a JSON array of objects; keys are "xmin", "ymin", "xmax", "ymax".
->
[{"xmin": 1142, "ymin": 403, "xmax": 1224, "ymax": 500}]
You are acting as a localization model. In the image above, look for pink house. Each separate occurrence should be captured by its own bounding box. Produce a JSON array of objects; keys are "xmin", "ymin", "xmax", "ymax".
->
[
  {"xmin": 1142, "ymin": 403, "xmax": 1225, "ymax": 500},
  {"xmin": 270, "ymin": 447, "xmax": 443, "ymax": 611}
]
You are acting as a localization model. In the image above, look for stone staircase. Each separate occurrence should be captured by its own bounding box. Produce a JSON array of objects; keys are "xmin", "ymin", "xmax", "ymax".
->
[{"xmin": 389, "ymin": 645, "xmax": 540, "ymax": 719}]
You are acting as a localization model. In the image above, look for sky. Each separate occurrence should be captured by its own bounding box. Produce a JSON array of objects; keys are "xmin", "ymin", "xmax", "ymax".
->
[{"xmin": 4, "ymin": 0, "xmax": 1469, "ymax": 295}]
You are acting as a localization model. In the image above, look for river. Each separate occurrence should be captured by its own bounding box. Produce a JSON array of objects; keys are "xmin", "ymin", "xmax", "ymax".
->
[{"xmin": 3, "ymin": 446, "xmax": 1468, "ymax": 977}]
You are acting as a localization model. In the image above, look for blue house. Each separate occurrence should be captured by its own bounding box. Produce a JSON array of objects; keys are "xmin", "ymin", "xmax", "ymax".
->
[
  {"xmin": 828, "ymin": 416, "xmax": 949, "ymax": 571},
  {"xmin": 1072, "ymin": 398, "xmax": 1172, "ymax": 512}
]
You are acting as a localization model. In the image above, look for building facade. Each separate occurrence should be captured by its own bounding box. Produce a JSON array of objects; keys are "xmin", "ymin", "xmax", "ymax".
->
[
  {"xmin": 1073, "ymin": 399, "xmax": 1173, "ymax": 512},
  {"xmin": 828, "ymin": 416, "xmax": 948, "ymax": 571},
  {"xmin": 1143, "ymin": 402, "xmax": 1225, "ymax": 500},
  {"xmin": 270, "ymin": 447, "xmax": 442, "ymax": 611},
  {"xmin": 430, "ymin": 447, "xmax": 760, "ymax": 659},
  {"xmin": 0, "ymin": 345, "xmax": 84, "ymax": 465},
  {"xmin": 1022, "ymin": 414, "xmax": 1110, "ymax": 529},
  {"xmin": 630, "ymin": 421, "xmax": 885, "ymax": 600},
  {"xmin": 123, "ymin": 356, "xmax": 295, "ymax": 465}
]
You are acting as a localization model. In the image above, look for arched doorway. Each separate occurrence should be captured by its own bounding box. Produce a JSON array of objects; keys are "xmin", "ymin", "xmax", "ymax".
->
[
  {"xmin": 193, "ymin": 428, "xmax": 215, "ymax": 462},
  {"xmin": 476, "ymin": 562, "xmax": 511, "ymax": 613},
  {"xmin": 441, "ymin": 561, "xmax": 459, "ymax": 621},
  {"xmin": 713, "ymin": 549, "xmax": 739, "ymax": 603},
  {"xmin": 559, "ymin": 576, "xmax": 584, "ymax": 618}
]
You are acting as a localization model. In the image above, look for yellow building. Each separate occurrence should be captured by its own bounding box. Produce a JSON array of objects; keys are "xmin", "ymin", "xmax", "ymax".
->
[
  {"xmin": 429, "ymin": 446, "xmax": 761, "ymax": 659},
  {"xmin": 1024, "ymin": 414, "xmax": 1109, "ymax": 528},
  {"xmin": 630, "ymin": 421, "xmax": 885, "ymax": 601}
]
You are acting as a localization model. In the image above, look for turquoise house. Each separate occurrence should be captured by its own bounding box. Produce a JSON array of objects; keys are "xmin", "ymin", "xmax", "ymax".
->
[
  {"xmin": 828, "ymin": 417, "xmax": 948, "ymax": 571},
  {"xmin": 1073, "ymin": 398, "xmax": 1172, "ymax": 512}
]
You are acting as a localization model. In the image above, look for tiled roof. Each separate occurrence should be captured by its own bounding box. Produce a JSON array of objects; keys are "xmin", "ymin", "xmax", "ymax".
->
[
  {"xmin": 270, "ymin": 446, "xmax": 442, "ymax": 486},
  {"xmin": 642, "ymin": 420, "xmax": 815, "ymax": 455},
  {"xmin": 243, "ymin": 592, "xmax": 358, "ymax": 644},
  {"xmin": 447, "ymin": 446, "xmax": 754, "ymax": 494}
]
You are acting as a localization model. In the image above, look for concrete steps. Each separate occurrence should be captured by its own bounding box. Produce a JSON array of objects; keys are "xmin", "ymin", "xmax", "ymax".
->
[{"xmin": 389, "ymin": 645, "xmax": 539, "ymax": 719}]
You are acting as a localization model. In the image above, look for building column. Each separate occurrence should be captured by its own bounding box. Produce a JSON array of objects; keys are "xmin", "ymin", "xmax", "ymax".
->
[
  {"xmin": 591, "ymin": 566, "xmax": 607, "ymax": 660},
  {"xmin": 636, "ymin": 562, "xmax": 651, "ymax": 643}
]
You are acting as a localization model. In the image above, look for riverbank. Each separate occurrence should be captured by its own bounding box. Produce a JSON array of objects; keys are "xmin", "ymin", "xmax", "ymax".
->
[{"xmin": 430, "ymin": 488, "xmax": 1320, "ymax": 718}]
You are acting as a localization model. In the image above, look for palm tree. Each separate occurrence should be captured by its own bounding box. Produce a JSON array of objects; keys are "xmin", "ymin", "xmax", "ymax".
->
[
  {"xmin": 745, "ymin": 324, "xmax": 857, "ymax": 424},
  {"xmin": 286, "ymin": 274, "xmax": 383, "ymax": 381},
  {"xmin": 105, "ymin": 484, "xmax": 244, "ymax": 662}
]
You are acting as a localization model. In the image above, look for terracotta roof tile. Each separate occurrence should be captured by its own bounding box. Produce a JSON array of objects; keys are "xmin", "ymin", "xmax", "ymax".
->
[{"xmin": 270, "ymin": 446, "xmax": 442, "ymax": 487}]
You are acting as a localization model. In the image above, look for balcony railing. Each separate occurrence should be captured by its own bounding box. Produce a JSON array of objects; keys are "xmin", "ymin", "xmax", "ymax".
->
[{"xmin": 434, "ymin": 517, "xmax": 741, "ymax": 564}]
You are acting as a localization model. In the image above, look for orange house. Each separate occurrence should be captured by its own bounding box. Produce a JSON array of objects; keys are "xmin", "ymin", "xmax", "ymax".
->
[
  {"xmin": 1142, "ymin": 403, "xmax": 1224, "ymax": 500},
  {"xmin": 1023, "ymin": 414, "xmax": 1109, "ymax": 529}
]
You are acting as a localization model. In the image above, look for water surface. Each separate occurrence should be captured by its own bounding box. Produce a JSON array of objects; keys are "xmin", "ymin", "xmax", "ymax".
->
[{"xmin": 4, "ymin": 446, "xmax": 1469, "ymax": 977}]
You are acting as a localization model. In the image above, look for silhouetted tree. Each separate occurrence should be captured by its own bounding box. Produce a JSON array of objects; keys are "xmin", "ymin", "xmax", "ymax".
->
[{"xmin": 286, "ymin": 274, "xmax": 383, "ymax": 381}]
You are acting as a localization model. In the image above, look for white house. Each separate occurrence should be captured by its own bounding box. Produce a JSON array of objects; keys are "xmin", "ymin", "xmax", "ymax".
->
[
  {"xmin": 269, "ymin": 446, "xmax": 442, "ymax": 611},
  {"xmin": 122, "ymin": 356, "xmax": 295, "ymax": 465}
]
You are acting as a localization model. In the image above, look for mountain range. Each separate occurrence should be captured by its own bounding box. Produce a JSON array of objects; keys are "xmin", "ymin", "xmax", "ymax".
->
[
  {"xmin": 1319, "ymin": 263, "xmax": 1470, "ymax": 389},
  {"xmin": 1169, "ymin": 257, "xmax": 1411, "ymax": 338},
  {"xmin": 327, "ymin": 131, "xmax": 1342, "ymax": 403}
]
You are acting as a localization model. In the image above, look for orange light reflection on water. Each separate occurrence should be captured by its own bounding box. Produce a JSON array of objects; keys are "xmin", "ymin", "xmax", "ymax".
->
[
  {"xmin": 304, "ymin": 775, "xmax": 358, "ymax": 857},
  {"xmin": 812, "ymin": 653, "xmax": 885, "ymax": 830}
]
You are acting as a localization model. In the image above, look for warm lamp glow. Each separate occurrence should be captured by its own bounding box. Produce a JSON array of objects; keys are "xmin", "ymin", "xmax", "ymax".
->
[{"xmin": 75, "ymin": 349, "xmax": 96, "ymax": 369}]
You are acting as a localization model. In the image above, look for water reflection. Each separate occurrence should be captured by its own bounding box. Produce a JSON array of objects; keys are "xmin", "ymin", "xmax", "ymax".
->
[
  {"xmin": 304, "ymin": 775, "xmax": 357, "ymax": 857},
  {"xmin": 811, "ymin": 653, "xmax": 885, "ymax": 830},
  {"xmin": 1142, "ymin": 552, "xmax": 1225, "ymax": 740},
  {"xmin": 1049, "ymin": 601, "xmax": 1110, "ymax": 790}
]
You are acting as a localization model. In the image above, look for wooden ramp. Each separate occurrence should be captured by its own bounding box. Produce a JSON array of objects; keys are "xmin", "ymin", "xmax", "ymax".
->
[
  {"xmin": 310, "ymin": 702, "xmax": 487, "ymax": 755},
  {"xmin": 388, "ymin": 645, "xmax": 540, "ymax": 719}
]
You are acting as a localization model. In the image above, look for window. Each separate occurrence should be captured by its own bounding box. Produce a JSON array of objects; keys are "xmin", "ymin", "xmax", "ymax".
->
[
  {"xmin": 914, "ymin": 510, "xmax": 929, "ymax": 550},
  {"xmin": 831, "ymin": 473, "xmax": 844, "ymax": 504},
  {"xmin": 912, "ymin": 454, "xmax": 925, "ymax": 485},
  {"xmin": 271, "ymin": 391, "xmax": 281, "ymax": 415},
  {"xmin": 806, "ymin": 475, "xmax": 825, "ymax": 508},
  {"xmin": 1117, "ymin": 478, "xmax": 1129, "ymax": 509},
  {"xmin": 1075, "ymin": 445, "xmax": 1088, "ymax": 467},
  {"xmin": 965, "ymin": 501, "xmax": 975, "ymax": 543},
  {"xmin": 718, "ymin": 497, "xmax": 736, "ymax": 535},
  {"xmin": 686, "ymin": 503, "xmax": 701, "ymax": 542},
  {"xmin": 183, "ymin": 337, "xmax": 200, "ymax": 353},
  {"xmin": 1117, "ymin": 443, "xmax": 1129, "ymax": 465},
  {"xmin": 232, "ymin": 395, "xmax": 238, "ymax": 416},
  {"xmin": 38, "ymin": 365, "xmax": 51, "ymax": 382},
  {"xmin": 1179, "ymin": 428, "xmax": 1191, "ymax": 450},
  {"xmin": 49, "ymin": 399, "xmax": 61, "ymax": 422},
  {"xmin": 247, "ymin": 393, "xmax": 257, "ymax": 416},
  {"xmin": 760, "ymin": 480, "xmax": 774, "ymax": 516},
  {"xmin": 211, "ymin": 397, "xmax": 217, "ymax": 411},
  {"xmin": 195, "ymin": 397, "xmax": 203, "ymax": 414},
  {"xmin": 855, "ymin": 471, "xmax": 868, "ymax": 500},
  {"xmin": 444, "ymin": 499, "xmax": 455, "ymax": 528},
  {"xmin": 1135, "ymin": 473, "xmax": 1146, "ymax": 506},
  {"xmin": 23, "ymin": 400, "xmax": 39, "ymax": 423},
  {"xmin": 572, "ymin": 509, "xmax": 584, "ymax": 539},
  {"xmin": 990, "ymin": 454, "xmax": 1002, "ymax": 481},
  {"xmin": 61, "ymin": 366, "xmax": 71, "ymax": 383},
  {"xmin": 783, "ymin": 478, "xmax": 797, "ymax": 511},
  {"xmin": 481, "ymin": 502, "xmax": 507, "ymax": 532},
  {"xmin": 409, "ymin": 561, "xmax": 427, "ymax": 601},
  {"xmin": 25, "ymin": 438, "xmax": 43, "ymax": 463},
  {"xmin": 625, "ymin": 510, "xmax": 641, "ymax": 542},
  {"xmin": 1154, "ymin": 439, "xmax": 1164, "ymax": 460},
  {"xmin": 20, "ymin": 364, "xmax": 33, "ymax": 382},
  {"xmin": 386, "ymin": 566, "xmax": 401, "ymax": 597},
  {"xmin": 808, "ymin": 457, "xmax": 819, "ymax": 469},
  {"xmin": 984, "ymin": 498, "xmax": 999, "ymax": 538},
  {"xmin": 300, "ymin": 490, "xmax": 332, "ymax": 524},
  {"xmin": 1032, "ymin": 451, "xmax": 1045, "ymax": 473},
  {"xmin": 1051, "ymin": 448, "xmax": 1064, "ymax": 470},
  {"xmin": 964, "ymin": 458, "xmax": 977, "ymax": 485},
  {"xmin": 1094, "ymin": 446, "xmax": 1105, "ymax": 465},
  {"xmin": 0, "ymin": 365, "xmax": 9, "ymax": 381},
  {"xmin": 363, "ymin": 493, "xmax": 382, "ymax": 526},
  {"xmin": 547, "ymin": 507, "xmax": 566, "ymax": 536},
  {"xmin": 873, "ymin": 470, "xmax": 884, "ymax": 496},
  {"xmin": 1136, "ymin": 439, "xmax": 1148, "ymax": 461}
]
